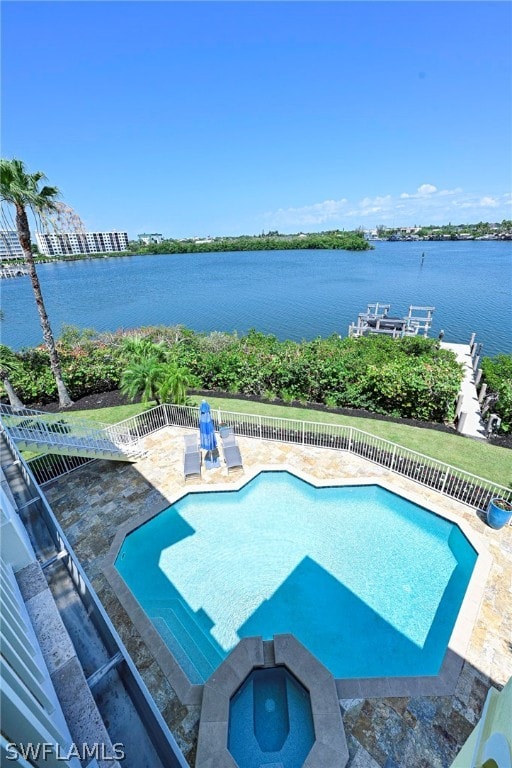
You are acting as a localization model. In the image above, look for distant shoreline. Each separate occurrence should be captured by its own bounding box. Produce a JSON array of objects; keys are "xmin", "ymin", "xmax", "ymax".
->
[{"xmin": 3, "ymin": 233, "xmax": 510, "ymax": 268}]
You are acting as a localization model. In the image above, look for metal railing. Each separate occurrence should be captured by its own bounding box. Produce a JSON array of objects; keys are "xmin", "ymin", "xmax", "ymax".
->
[
  {"xmin": 0, "ymin": 424, "xmax": 189, "ymax": 768},
  {"xmin": 24, "ymin": 402, "xmax": 511, "ymax": 510},
  {"xmin": 0, "ymin": 403, "xmax": 140, "ymax": 458},
  {"xmin": 26, "ymin": 452, "xmax": 95, "ymax": 485}
]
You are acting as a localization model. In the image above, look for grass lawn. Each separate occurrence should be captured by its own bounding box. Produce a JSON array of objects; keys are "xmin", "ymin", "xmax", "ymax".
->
[
  {"xmin": 67, "ymin": 402, "xmax": 155, "ymax": 426},
  {"xmin": 47, "ymin": 396, "xmax": 512, "ymax": 487}
]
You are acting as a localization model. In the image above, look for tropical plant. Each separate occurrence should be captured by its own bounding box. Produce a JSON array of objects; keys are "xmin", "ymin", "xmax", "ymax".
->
[
  {"xmin": 119, "ymin": 334, "xmax": 168, "ymax": 362},
  {"xmin": 0, "ymin": 345, "xmax": 25, "ymax": 409},
  {"xmin": 120, "ymin": 355, "xmax": 166, "ymax": 405},
  {"xmin": 157, "ymin": 363, "xmax": 193, "ymax": 405},
  {"xmin": 5, "ymin": 323, "xmax": 464, "ymax": 423},
  {"xmin": 0, "ymin": 158, "xmax": 73, "ymax": 406},
  {"xmin": 481, "ymin": 354, "xmax": 512, "ymax": 433}
]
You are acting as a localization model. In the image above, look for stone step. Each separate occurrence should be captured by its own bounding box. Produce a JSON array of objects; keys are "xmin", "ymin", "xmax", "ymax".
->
[{"xmin": 146, "ymin": 599, "xmax": 224, "ymax": 683}]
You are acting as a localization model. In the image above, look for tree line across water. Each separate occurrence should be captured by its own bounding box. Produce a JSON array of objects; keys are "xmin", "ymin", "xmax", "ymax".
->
[{"xmin": 129, "ymin": 231, "xmax": 372, "ymax": 255}]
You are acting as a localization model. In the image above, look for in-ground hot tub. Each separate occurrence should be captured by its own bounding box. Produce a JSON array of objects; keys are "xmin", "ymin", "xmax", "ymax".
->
[
  {"xmin": 195, "ymin": 635, "xmax": 349, "ymax": 768},
  {"xmin": 228, "ymin": 666, "xmax": 315, "ymax": 768}
]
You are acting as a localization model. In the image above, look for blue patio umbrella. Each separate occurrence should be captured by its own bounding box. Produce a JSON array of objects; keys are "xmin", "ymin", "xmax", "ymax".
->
[{"xmin": 199, "ymin": 399, "xmax": 218, "ymax": 457}]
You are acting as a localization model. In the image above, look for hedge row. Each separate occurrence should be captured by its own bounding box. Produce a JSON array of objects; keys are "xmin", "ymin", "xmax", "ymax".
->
[{"xmin": 4, "ymin": 325, "xmax": 463, "ymax": 423}]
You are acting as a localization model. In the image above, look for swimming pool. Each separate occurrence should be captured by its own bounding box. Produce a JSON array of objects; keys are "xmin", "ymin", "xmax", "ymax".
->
[{"xmin": 115, "ymin": 471, "xmax": 477, "ymax": 685}]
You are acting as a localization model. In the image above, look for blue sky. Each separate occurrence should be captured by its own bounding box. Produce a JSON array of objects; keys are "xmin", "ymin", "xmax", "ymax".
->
[{"xmin": 2, "ymin": 1, "xmax": 511, "ymax": 237}]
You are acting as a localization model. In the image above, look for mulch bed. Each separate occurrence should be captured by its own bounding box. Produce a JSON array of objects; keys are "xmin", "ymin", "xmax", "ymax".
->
[{"xmin": 34, "ymin": 390, "xmax": 140, "ymax": 413}]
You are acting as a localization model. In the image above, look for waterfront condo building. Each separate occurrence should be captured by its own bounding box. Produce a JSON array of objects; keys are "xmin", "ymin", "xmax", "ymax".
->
[
  {"xmin": 137, "ymin": 233, "xmax": 163, "ymax": 244},
  {"xmin": 0, "ymin": 229, "xmax": 24, "ymax": 259},
  {"xmin": 35, "ymin": 231, "xmax": 129, "ymax": 256}
]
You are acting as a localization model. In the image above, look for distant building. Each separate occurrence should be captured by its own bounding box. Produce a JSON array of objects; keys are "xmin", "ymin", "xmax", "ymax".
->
[
  {"xmin": 138, "ymin": 233, "xmax": 163, "ymax": 245},
  {"xmin": 36, "ymin": 231, "xmax": 129, "ymax": 256},
  {"xmin": 0, "ymin": 230, "xmax": 24, "ymax": 259}
]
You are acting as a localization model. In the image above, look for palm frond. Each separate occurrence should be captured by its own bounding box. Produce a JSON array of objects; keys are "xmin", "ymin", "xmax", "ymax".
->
[{"xmin": 0, "ymin": 158, "xmax": 60, "ymax": 211}]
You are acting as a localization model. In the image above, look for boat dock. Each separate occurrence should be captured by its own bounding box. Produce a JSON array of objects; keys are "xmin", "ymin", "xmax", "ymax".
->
[
  {"xmin": 348, "ymin": 302, "xmax": 435, "ymax": 339},
  {"xmin": 349, "ymin": 303, "xmax": 489, "ymax": 439},
  {"xmin": 440, "ymin": 341, "xmax": 487, "ymax": 440},
  {"xmin": 0, "ymin": 264, "xmax": 29, "ymax": 279}
]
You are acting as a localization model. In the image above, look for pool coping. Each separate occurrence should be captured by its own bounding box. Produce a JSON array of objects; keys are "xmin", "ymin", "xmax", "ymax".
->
[
  {"xmin": 101, "ymin": 464, "xmax": 492, "ymax": 705},
  {"xmin": 195, "ymin": 634, "xmax": 349, "ymax": 768}
]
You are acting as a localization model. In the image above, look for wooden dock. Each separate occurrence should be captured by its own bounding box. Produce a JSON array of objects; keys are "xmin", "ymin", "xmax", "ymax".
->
[
  {"xmin": 348, "ymin": 303, "xmax": 488, "ymax": 439},
  {"xmin": 440, "ymin": 342, "xmax": 487, "ymax": 440}
]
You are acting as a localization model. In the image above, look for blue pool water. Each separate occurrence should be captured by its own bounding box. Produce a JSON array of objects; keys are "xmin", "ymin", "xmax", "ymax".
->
[
  {"xmin": 228, "ymin": 667, "xmax": 315, "ymax": 768},
  {"xmin": 115, "ymin": 472, "xmax": 477, "ymax": 684}
]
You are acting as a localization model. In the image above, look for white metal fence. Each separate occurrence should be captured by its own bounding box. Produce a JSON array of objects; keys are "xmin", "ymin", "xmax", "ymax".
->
[
  {"xmin": 0, "ymin": 403, "xmax": 140, "ymax": 459},
  {"xmin": 25, "ymin": 402, "xmax": 511, "ymax": 510},
  {"xmin": 25, "ymin": 452, "xmax": 95, "ymax": 485}
]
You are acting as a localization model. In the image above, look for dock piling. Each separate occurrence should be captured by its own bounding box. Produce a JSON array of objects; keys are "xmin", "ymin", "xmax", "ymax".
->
[{"xmin": 478, "ymin": 383, "xmax": 488, "ymax": 404}]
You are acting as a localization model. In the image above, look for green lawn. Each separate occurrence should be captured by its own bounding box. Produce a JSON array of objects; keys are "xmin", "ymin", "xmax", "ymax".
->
[
  {"xmin": 47, "ymin": 396, "xmax": 512, "ymax": 487},
  {"xmin": 66, "ymin": 402, "xmax": 155, "ymax": 426}
]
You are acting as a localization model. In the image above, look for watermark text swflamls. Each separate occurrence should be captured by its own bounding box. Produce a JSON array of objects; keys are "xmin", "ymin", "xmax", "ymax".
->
[{"xmin": 5, "ymin": 742, "xmax": 125, "ymax": 761}]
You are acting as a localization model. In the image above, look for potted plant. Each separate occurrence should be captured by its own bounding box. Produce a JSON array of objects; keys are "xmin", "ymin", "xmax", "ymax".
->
[{"xmin": 486, "ymin": 497, "xmax": 512, "ymax": 530}]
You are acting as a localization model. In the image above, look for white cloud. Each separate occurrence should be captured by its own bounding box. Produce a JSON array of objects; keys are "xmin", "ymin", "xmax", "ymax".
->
[
  {"xmin": 266, "ymin": 198, "xmax": 348, "ymax": 226},
  {"xmin": 479, "ymin": 196, "xmax": 499, "ymax": 207},
  {"xmin": 438, "ymin": 187, "xmax": 462, "ymax": 196},
  {"xmin": 418, "ymin": 183, "xmax": 438, "ymax": 196},
  {"xmin": 401, "ymin": 183, "xmax": 438, "ymax": 199},
  {"xmin": 263, "ymin": 188, "xmax": 512, "ymax": 229}
]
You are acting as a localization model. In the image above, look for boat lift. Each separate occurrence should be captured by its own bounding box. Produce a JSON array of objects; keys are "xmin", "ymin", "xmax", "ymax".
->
[{"xmin": 348, "ymin": 302, "xmax": 435, "ymax": 339}]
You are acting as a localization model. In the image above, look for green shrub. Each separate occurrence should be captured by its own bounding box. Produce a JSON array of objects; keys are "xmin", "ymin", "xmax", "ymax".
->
[
  {"xmin": 481, "ymin": 354, "xmax": 512, "ymax": 432},
  {"xmin": 4, "ymin": 326, "xmax": 464, "ymax": 423}
]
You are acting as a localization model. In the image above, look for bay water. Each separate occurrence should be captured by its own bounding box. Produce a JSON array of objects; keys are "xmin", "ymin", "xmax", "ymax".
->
[{"xmin": 2, "ymin": 240, "xmax": 510, "ymax": 356}]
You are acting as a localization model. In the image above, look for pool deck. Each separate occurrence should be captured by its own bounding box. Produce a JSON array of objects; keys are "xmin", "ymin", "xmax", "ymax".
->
[{"xmin": 44, "ymin": 427, "xmax": 512, "ymax": 768}]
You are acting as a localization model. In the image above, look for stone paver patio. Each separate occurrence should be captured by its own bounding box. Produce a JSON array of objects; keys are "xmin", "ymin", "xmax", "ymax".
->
[{"xmin": 44, "ymin": 427, "xmax": 512, "ymax": 767}]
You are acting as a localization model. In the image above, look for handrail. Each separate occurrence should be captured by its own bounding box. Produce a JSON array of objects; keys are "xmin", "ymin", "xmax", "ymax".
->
[
  {"xmin": 24, "ymin": 401, "xmax": 510, "ymax": 509},
  {"xmin": 0, "ymin": 402, "xmax": 110, "ymax": 431},
  {"xmin": 0, "ymin": 403, "xmax": 139, "ymax": 457}
]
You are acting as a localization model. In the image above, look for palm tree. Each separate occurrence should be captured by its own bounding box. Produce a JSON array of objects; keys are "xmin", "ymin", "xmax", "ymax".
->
[
  {"xmin": 157, "ymin": 363, "xmax": 192, "ymax": 405},
  {"xmin": 119, "ymin": 334, "xmax": 167, "ymax": 362},
  {"xmin": 0, "ymin": 345, "xmax": 25, "ymax": 409},
  {"xmin": 0, "ymin": 158, "xmax": 73, "ymax": 407},
  {"xmin": 120, "ymin": 356, "xmax": 165, "ymax": 405}
]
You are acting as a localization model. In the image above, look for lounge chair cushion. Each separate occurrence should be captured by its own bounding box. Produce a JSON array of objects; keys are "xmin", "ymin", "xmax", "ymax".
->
[
  {"xmin": 184, "ymin": 434, "xmax": 199, "ymax": 452},
  {"xmin": 184, "ymin": 449, "xmax": 201, "ymax": 479},
  {"xmin": 224, "ymin": 444, "xmax": 243, "ymax": 471}
]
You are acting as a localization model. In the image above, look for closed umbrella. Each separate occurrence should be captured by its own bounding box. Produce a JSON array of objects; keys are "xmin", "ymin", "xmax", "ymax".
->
[{"xmin": 199, "ymin": 400, "xmax": 219, "ymax": 468}]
